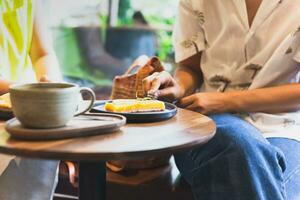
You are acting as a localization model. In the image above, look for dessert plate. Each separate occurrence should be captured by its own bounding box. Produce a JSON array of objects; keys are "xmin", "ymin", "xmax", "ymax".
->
[
  {"xmin": 0, "ymin": 93, "xmax": 13, "ymax": 120},
  {"xmin": 91, "ymin": 100, "xmax": 177, "ymax": 123},
  {"xmin": 0, "ymin": 107, "xmax": 14, "ymax": 120}
]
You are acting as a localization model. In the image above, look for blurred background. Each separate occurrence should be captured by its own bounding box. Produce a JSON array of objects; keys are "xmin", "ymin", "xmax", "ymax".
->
[{"xmin": 44, "ymin": 0, "xmax": 179, "ymax": 94}]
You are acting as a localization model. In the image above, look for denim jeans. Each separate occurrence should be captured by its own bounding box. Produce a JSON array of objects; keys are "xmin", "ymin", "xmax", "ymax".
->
[
  {"xmin": 0, "ymin": 158, "xmax": 59, "ymax": 200},
  {"xmin": 175, "ymin": 113, "xmax": 300, "ymax": 200}
]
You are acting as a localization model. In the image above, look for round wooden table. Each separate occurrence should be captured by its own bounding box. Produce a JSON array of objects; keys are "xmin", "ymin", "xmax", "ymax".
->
[{"xmin": 0, "ymin": 108, "xmax": 216, "ymax": 200}]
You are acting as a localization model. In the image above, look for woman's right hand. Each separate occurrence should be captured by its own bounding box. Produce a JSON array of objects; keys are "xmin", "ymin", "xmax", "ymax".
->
[{"xmin": 142, "ymin": 71, "xmax": 185, "ymax": 102}]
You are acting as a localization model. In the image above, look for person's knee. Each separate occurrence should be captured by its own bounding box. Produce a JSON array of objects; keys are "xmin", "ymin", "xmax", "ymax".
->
[
  {"xmin": 214, "ymin": 124, "xmax": 268, "ymax": 160},
  {"xmin": 209, "ymin": 113, "xmax": 266, "ymax": 143}
]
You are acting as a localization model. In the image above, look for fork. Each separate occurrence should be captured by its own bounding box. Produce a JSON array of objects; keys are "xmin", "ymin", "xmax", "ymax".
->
[{"xmin": 146, "ymin": 92, "xmax": 158, "ymax": 100}]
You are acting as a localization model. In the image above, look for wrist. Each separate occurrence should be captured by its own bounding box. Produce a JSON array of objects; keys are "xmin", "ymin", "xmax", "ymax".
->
[{"xmin": 222, "ymin": 91, "xmax": 241, "ymax": 113}]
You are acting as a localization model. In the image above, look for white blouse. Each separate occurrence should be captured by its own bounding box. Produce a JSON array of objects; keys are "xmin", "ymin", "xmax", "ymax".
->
[{"xmin": 173, "ymin": 0, "xmax": 300, "ymax": 140}]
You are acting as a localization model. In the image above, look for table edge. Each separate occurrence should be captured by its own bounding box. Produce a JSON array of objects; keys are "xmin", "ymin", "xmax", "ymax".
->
[{"xmin": 0, "ymin": 128, "xmax": 216, "ymax": 161}]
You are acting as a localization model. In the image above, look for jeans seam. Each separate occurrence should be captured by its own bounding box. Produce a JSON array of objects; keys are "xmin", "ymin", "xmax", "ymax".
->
[{"xmin": 284, "ymin": 164, "xmax": 300, "ymax": 184}]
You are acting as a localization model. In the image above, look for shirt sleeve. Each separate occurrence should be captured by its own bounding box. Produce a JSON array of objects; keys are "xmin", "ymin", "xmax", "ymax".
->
[{"xmin": 172, "ymin": 0, "xmax": 206, "ymax": 63}]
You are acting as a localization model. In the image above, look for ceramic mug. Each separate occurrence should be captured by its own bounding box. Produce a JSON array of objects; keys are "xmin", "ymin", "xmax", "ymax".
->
[{"xmin": 9, "ymin": 83, "xmax": 96, "ymax": 128}]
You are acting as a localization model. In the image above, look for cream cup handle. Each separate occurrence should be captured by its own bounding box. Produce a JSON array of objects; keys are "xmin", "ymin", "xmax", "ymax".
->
[{"xmin": 74, "ymin": 87, "xmax": 96, "ymax": 116}]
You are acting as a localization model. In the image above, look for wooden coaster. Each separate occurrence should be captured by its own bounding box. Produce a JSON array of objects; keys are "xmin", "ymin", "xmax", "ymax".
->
[{"xmin": 5, "ymin": 114, "xmax": 126, "ymax": 141}]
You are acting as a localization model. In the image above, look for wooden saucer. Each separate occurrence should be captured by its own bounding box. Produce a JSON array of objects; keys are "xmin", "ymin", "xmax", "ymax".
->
[{"xmin": 5, "ymin": 114, "xmax": 126, "ymax": 141}]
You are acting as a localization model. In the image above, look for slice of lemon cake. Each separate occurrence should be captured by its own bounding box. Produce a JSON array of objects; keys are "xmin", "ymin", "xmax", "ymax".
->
[
  {"xmin": 104, "ymin": 99, "xmax": 165, "ymax": 113},
  {"xmin": 0, "ymin": 93, "xmax": 11, "ymax": 109}
]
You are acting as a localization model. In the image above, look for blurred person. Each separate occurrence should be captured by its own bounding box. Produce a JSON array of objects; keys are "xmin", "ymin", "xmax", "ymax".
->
[
  {"xmin": 143, "ymin": 0, "xmax": 300, "ymax": 199},
  {"xmin": 74, "ymin": 26, "xmax": 128, "ymax": 79},
  {"xmin": 133, "ymin": 11, "xmax": 148, "ymax": 26},
  {"xmin": 0, "ymin": 0, "xmax": 62, "ymax": 199}
]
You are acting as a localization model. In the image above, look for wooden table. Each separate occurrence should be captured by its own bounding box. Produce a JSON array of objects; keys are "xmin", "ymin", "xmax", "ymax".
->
[{"xmin": 0, "ymin": 108, "xmax": 216, "ymax": 200}]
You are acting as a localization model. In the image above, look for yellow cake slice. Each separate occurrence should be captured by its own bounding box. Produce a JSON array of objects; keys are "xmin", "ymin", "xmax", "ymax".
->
[
  {"xmin": 0, "ymin": 93, "xmax": 11, "ymax": 109},
  {"xmin": 104, "ymin": 99, "xmax": 165, "ymax": 113}
]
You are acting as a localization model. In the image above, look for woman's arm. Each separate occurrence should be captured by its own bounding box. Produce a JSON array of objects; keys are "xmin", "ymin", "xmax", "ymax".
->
[
  {"xmin": 179, "ymin": 83, "xmax": 300, "ymax": 115},
  {"xmin": 174, "ymin": 52, "xmax": 203, "ymax": 96},
  {"xmin": 29, "ymin": 1, "xmax": 62, "ymax": 82},
  {"xmin": 224, "ymin": 84, "xmax": 300, "ymax": 113}
]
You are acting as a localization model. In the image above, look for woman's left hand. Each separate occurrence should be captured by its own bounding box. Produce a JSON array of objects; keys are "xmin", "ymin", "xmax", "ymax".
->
[
  {"xmin": 39, "ymin": 75, "xmax": 51, "ymax": 83},
  {"xmin": 178, "ymin": 92, "xmax": 229, "ymax": 115}
]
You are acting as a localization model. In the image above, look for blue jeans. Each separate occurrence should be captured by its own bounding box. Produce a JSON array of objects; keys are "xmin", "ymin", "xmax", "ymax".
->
[
  {"xmin": 175, "ymin": 114, "xmax": 300, "ymax": 200},
  {"xmin": 0, "ymin": 158, "xmax": 59, "ymax": 200}
]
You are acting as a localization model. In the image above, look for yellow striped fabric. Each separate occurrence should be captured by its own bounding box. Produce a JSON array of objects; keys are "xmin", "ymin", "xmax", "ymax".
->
[{"xmin": 0, "ymin": 0, "xmax": 36, "ymax": 82}]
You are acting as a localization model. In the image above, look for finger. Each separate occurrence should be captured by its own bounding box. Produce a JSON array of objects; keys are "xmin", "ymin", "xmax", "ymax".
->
[
  {"xmin": 185, "ymin": 102, "xmax": 202, "ymax": 112},
  {"xmin": 185, "ymin": 101, "xmax": 209, "ymax": 114},
  {"xmin": 39, "ymin": 75, "xmax": 50, "ymax": 83},
  {"xmin": 149, "ymin": 76, "xmax": 161, "ymax": 94},
  {"xmin": 156, "ymin": 87, "xmax": 176, "ymax": 102},
  {"xmin": 179, "ymin": 95, "xmax": 195, "ymax": 107},
  {"xmin": 142, "ymin": 72, "xmax": 159, "ymax": 93},
  {"xmin": 149, "ymin": 71, "xmax": 172, "ymax": 93}
]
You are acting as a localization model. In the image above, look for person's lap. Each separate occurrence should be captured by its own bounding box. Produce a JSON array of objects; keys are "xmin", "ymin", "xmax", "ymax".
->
[
  {"xmin": 175, "ymin": 113, "xmax": 300, "ymax": 200},
  {"xmin": 0, "ymin": 158, "xmax": 59, "ymax": 200},
  {"xmin": 268, "ymin": 138, "xmax": 300, "ymax": 200}
]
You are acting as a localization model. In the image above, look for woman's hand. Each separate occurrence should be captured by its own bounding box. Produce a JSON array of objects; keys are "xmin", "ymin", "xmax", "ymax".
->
[
  {"xmin": 179, "ymin": 92, "xmax": 229, "ymax": 115},
  {"xmin": 143, "ymin": 71, "xmax": 185, "ymax": 102},
  {"xmin": 142, "ymin": 71, "xmax": 230, "ymax": 115},
  {"xmin": 39, "ymin": 75, "xmax": 51, "ymax": 82}
]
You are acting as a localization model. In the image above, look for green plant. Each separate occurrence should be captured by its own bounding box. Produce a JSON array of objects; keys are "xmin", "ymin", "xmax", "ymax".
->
[
  {"xmin": 99, "ymin": 14, "xmax": 108, "ymax": 41},
  {"xmin": 118, "ymin": 0, "xmax": 134, "ymax": 25},
  {"xmin": 146, "ymin": 16, "xmax": 175, "ymax": 61}
]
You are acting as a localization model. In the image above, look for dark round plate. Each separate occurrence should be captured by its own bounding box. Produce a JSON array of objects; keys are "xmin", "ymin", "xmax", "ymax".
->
[
  {"xmin": 91, "ymin": 100, "xmax": 177, "ymax": 123},
  {"xmin": 0, "ymin": 108, "xmax": 14, "ymax": 120}
]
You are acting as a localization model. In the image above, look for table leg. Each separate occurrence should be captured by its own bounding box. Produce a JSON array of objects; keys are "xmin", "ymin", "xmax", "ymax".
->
[{"xmin": 79, "ymin": 161, "xmax": 106, "ymax": 200}]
